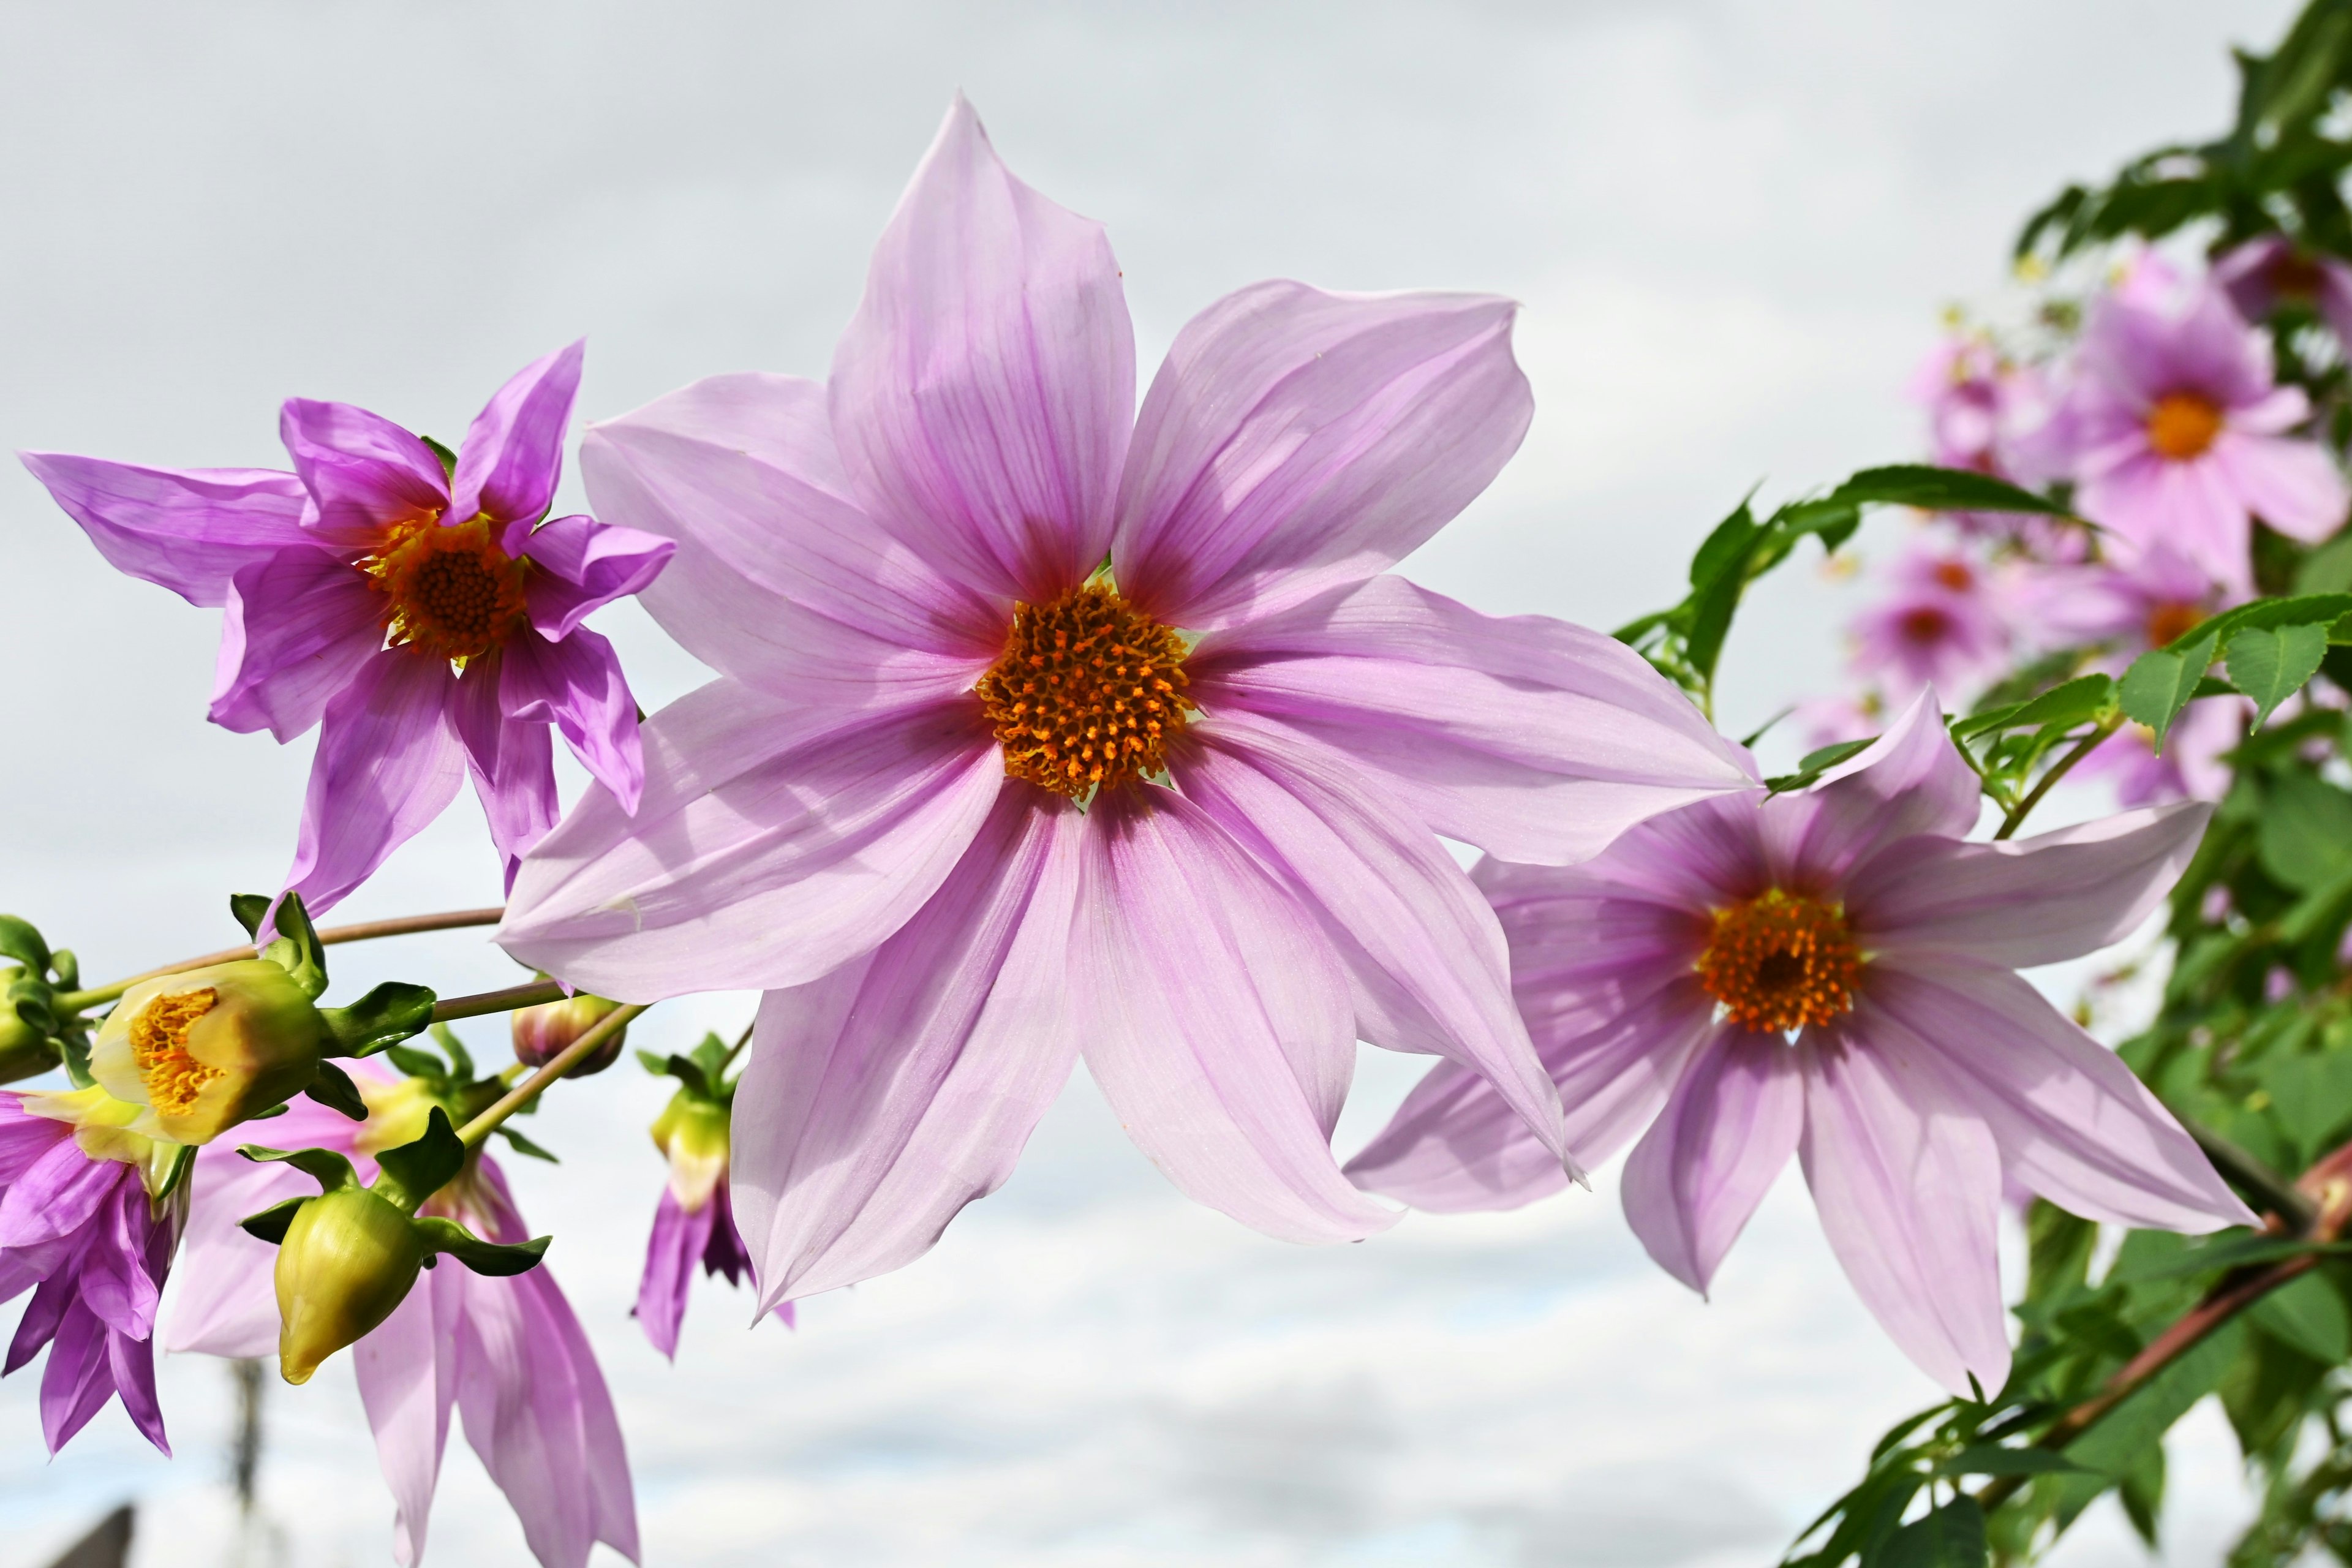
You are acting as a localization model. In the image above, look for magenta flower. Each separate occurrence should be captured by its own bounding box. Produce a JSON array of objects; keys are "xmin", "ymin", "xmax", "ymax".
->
[
  {"xmin": 167, "ymin": 1085, "xmax": 635, "ymax": 1568},
  {"xmin": 0, "ymin": 1091, "xmax": 183, "ymax": 1455},
  {"xmin": 1847, "ymin": 545, "xmax": 2013, "ymax": 703},
  {"xmin": 2060, "ymin": 281, "xmax": 2346, "ymax": 594},
  {"xmin": 1348, "ymin": 694, "xmax": 2253, "ymax": 1395},
  {"xmin": 21, "ymin": 344, "xmax": 675, "ymax": 914},
  {"xmin": 2215, "ymin": 235, "xmax": 2352, "ymax": 345},
  {"xmin": 497, "ymin": 98, "xmax": 1755, "ymax": 1306}
]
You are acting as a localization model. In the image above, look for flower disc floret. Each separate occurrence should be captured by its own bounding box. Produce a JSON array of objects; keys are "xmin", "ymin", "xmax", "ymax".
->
[
  {"xmin": 1693, "ymin": 887, "xmax": 1862, "ymax": 1033},
  {"xmin": 130, "ymin": 989, "xmax": 222, "ymax": 1115},
  {"xmin": 366, "ymin": 513, "xmax": 530, "ymax": 663},
  {"xmin": 2145, "ymin": 391, "xmax": 2224, "ymax": 462},
  {"xmin": 973, "ymin": 582, "xmax": 1196, "ymax": 799}
]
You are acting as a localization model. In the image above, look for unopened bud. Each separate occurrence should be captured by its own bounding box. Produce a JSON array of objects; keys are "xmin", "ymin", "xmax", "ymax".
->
[
  {"xmin": 512, "ymin": 987, "xmax": 627, "ymax": 1077},
  {"xmin": 0, "ymin": 994, "xmax": 59, "ymax": 1085},
  {"xmin": 274, "ymin": 1186, "xmax": 425, "ymax": 1385},
  {"xmin": 91, "ymin": 960, "xmax": 325, "ymax": 1144},
  {"xmin": 651, "ymin": 1090, "xmax": 731, "ymax": 1211}
]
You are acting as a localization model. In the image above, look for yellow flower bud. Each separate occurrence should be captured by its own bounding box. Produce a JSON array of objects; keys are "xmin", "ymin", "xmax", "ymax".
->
[
  {"xmin": 511, "ymin": 987, "xmax": 628, "ymax": 1076},
  {"xmin": 274, "ymin": 1186, "xmax": 426, "ymax": 1385},
  {"xmin": 650, "ymin": 1090, "xmax": 731, "ymax": 1212},
  {"xmin": 89, "ymin": 960, "xmax": 325, "ymax": 1145}
]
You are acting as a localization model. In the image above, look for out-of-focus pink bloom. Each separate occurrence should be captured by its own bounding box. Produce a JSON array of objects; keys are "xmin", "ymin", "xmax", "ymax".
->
[
  {"xmin": 22, "ymin": 344, "xmax": 676, "ymax": 916},
  {"xmin": 1909, "ymin": 334, "xmax": 2065, "ymax": 492},
  {"xmin": 2025, "ymin": 543, "xmax": 2232, "ymax": 660},
  {"xmin": 1792, "ymin": 694, "xmax": 1882, "ymax": 753},
  {"xmin": 2059, "ymin": 282, "xmax": 2346, "ymax": 594},
  {"xmin": 2215, "ymin": 236, "xmax": 2352, "ymax": 345},
  {"xmin": 1348, "ymin": 694, "xmax": 2250, "ymax": 1396},
  {"xmin": 2076, "ymin": 698, "xmax": 2245, "ymax": 807},
  {"xmin": 0, "ymin": 1091, "xmax": 182, "ymax": 1455},
  {"xmin": 635, "ymin": 1084, "xmax": 789, "ymax": 1360},
  {"xmin": 1847, "ymin": 546, "xmax": 2014, "ymax": 703},
  {"xmin": 496, "ymin": 98, "xmax": 1758, "ymax": 1306},
  {"xmin": 167, "ymin": 1080, "xmax": 635, "ymax": 1568}
]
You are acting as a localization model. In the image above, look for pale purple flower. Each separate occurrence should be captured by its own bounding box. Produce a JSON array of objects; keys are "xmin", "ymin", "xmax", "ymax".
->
[
  {"xmin": 1909, "ymin": 335, "xmax": 2065, "ymax": 496},
  {"xmin": 167, "ymin": 1083, "xmax": 636, "ymax": 1568},
  {"xmin": 1348, "ymin": 693, "xmax": 2252, "ymax": 1395},
  {"xmin": 0, "ymin": 1092, "xmax": 181, "ymax": 1455},
  {"xmin": 497, "ymin": 98, "xmax": 1757, "ymax": 1308},
  {"xmin": 2059, "ymin": 281, "xmax": 2347, "ymax": 594},
  {"xmin": 2077, "ymin": 697, "xmax": 2246, "ymax": 807},
  {"xmin": 637, "ymin": 1180, "xmax": 789, "ymax": 1360},
  {"xmin": 22, "ymin": 344, "xmax": 676, "ymax": 915},
  {"xmin": 1847, "ymin": 545, "xmax": 2014, "ymax": 703},
  {"xmin": 2215, "ymin": 235, "xmax": 2352, "ymax": 345},
  {"xmin": 2024, "ymin": 542, "xmax": 2230, "ymax": 659}
]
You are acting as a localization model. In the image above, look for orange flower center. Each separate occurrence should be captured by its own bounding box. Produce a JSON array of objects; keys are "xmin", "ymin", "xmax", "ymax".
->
[
  {"xmin": 364, "ymin": 514, "xmax": 530, "ymax": 663},
  {"xmin": 2146, "ymin": 391, "xmax": 2224, "ymax": 462},
  {"xmin": 973, "ymin": 582, "xmax": 1196, "ymax": 799},
  {"xmin": 1898, "ymin": 606, "xmax": 1953, "ymax": 644},
  {"xmin": 1694, "ymin": 889, "xmax": 1862, "ymax": 1034},
  {"xmin": 130, "ymin": 989, "xmax": 221, "ymax": 1116},
  {"xmin": 2145, "ymin": 600, "xmax": 2204, "ymax": 649},
  {"xmin": 1931, "ymin": 560, "xmax": 1974, "ymax": 593}
]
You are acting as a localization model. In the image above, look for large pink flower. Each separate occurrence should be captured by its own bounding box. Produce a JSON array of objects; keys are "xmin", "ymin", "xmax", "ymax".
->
[
  {"xmin": 2060, "ymin": 281, "xmax": 2346, "ymax": 594},
  {"xmin": 496, "ymin": 99, "xmax": 1756, "ymax": 1305},
  {"xmin": 21, "ymin": 344, "xmax": 675, "ymax": 914},
  {"xmin": 1348, "ymin": 694, "xmax": 2252, "ymax": 1395},
  {"xmin": 167, "ymin": 1085, "xmax": 636, "ymax": 1568}
]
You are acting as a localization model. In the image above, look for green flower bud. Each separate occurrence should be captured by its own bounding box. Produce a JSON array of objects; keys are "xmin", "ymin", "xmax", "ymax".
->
[
  {"xmin": 512, "ymin": 987, "xmax": 627, "ymax": 1077},
  {"xmin": 651, "ymin": 1089, "xmax": 731, "ymax": 1211},
  {"xmin": 90, "ymin": 960, "xmax": 326, "ymax": 1144},
  {"xmin": 274, "ymin": 1186, "xmax": 426, "ymax": 1385},
  {"xmin": 0, "ymin": 993, "xmax": 59, "ymax": 1085}
]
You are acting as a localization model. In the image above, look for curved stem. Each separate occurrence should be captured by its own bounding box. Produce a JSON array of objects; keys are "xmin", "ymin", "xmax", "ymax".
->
[
  {"xmin": 58, "ymin": 907, "xmax": 505, "ymax": 1011},
  {"xmin": 430, "ymin": 979, "xmax": 566, "ymax": 1023},
  {"xmin": 457, "ymin": 1003, "xmax": 647, "ymax": 1150},
  {"xmin": 1994, "ymin": 719, "xmax": 2119, "ymax": 842}
]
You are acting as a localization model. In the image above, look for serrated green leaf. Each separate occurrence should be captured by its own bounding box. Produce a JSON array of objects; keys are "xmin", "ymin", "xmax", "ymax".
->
[
  {"xmin": 372, "ymin": 1107, "xmax": 465, "ymax": 1215},
  {"xmin": 2119, "ymin": 633, "xmax": 2217, "ymax": 746},
  {"xmin": 236, "ymin": 1142, "xmax": 359, "ymax": 1193},
  {"xmin": 237, "ymin": 1194, "xmax": 311, "ymax": 1246},
  {"xmin": 303, "ymin": 1058, "xmax": 368, "ymax": 1121},
  {"xmin": 2227, "ymin": 621, "xmax": 2330, "ymax": 725},
  {"xmin": 412, "ymin": 1215, "xmax": 549, "ymax": 1276},
  {"xmin": 320, "ymin": 982, "xmax": 437, "ymax": 1058}
]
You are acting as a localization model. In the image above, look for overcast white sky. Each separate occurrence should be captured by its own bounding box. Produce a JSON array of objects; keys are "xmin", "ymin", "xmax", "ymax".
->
[{"xmin": 0, "ymin": 2, "xmax": 2303, "ymax": 1565}]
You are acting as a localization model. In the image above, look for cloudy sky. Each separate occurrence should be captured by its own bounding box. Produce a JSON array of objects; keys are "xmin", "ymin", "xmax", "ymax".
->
[{"xmin": 0, "ymin": 1, "xmax": 2300, "ymax": 1564}]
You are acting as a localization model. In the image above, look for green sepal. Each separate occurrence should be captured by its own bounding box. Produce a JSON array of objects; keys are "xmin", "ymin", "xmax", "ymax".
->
[
  {"xmin": 371, "ymin": 1106, "xmax": 465, "ymax": 1215},
  {"xmin": 6, "ymin": 973, "xmax": 58, "ymax": 1037},
  {"xmin": 247, "ymin": 1102, "xmax": 290, "ymax": 1121},
  {"xmin": 58, "ymin": 1033, "xmax": 94, "ymax": 1090},
  {"xmin": 412, "ymin": 1215, "xmax": 549, "ymax": 1276},
  {"xmin": 496, "ymin": 1126, "xmax": 560, "ymax": 1164},
  {"xmin": 236, "ymin": 1142, "xmax": 360, "ymax": 1194},
  {"xmin": 419, "ymin": 435, "xmax": 459, "ymax": 480},
  {"xmin": 320, "ymin": 982, "xmax": 437, "ymax": 1058},
  {"xmin": 429, "ymin": 1022, "xmax": 475, "ymax": 1084},
  {"xmin": 237, "ymin": 1194, "xmax": 311, "ymax": 1246},
  {"xmin": 147, "ymin": 1142, "xmax": 197, "ymax": 1207},
  {"xmin": 382, "ymin": 1043, "xmax": 447, "ymax": 1081},
  {"xmin": 304, "ymin": 1059, "xmax": 369, "ymax": 1121},
  {"xmin": 0, "ymin": 916, "xmax": 51, "ymax": 975},
  {"xmin": 241, "ymin": 891, "xmax": 330, "ymax": 999},
  {"xmin": 228, "ymin": 893, "xmax": 271, "ymax": 939}
]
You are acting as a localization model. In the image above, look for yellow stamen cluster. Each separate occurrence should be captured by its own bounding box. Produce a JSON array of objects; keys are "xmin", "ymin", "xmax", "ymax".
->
[
  {"xmin": 364, "ymin": 514, "xmax": 530, "ymax": 663},
  {"xmin": 2146, "ymin": 391, "xmax": 2224, "ymax": 462},
  {"xmin": 1693, "ymin": 888, "xmax": 1862, "ymax": 1035},
  {"xmin": 974, "ymin": 582, "xmax": 1195, "ymax": 799},
  {"xmin": 129, "ymin": 989, "xmax": 222, "ymax": 1117}
]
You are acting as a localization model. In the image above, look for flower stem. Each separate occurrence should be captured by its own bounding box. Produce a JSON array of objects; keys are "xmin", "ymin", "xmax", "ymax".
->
[
  {"xmin": 58, "ymin": 907, "xmax": 505, "ymax": 1011},
  {"xmin": 430, "ymin": 979, "xmax": 567, "ymax": 1023},
  {"xmin": 1993, "ymin": 719, "xmax": 2119, "ymax": 841},
  {"xmin": 456, "ymin": 1003, "xmax": 648, "ymax": 1150}
]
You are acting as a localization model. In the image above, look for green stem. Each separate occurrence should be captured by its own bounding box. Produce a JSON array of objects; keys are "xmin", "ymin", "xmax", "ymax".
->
[
  {"xmin": 1994, "ymin": 718, "xmax": 2120, "ymax": 842},
  {"xmin": 58, "ymin": 906, "xmax": 505, "ymax": 1012},
  {"xmin": 430, "ymin": 979, "xmax": 566, "ymax": 1023},
  {"xmin": 456, "ymin": 1003, "xmax": 647, "ymax": 1150}
]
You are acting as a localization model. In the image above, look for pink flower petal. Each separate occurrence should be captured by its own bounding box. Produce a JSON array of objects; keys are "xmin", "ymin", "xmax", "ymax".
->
[
  {"xmin": 354, "ymin": 1284, "xmax": 456, "ymax": 1568},
  {"xmin": 1072, "ymin": 789, "xmax": 1395, "ymax": 1243},
  {"xmin": 208, "ymin": 545, "xmax": 385, "ymax": 740},
  {"xmin": 516, "ymin": 513, "xmax": 676, "ymax": 641},
  {"xmin": 447, "ymin": 340, "xmax": 584, "ymax": 526},
  {"xmin": 1175, "ymin": 714, "xmax": 1567, "ymax": 1166},
  {"xmin": 1848, "ymin": 800, "xmax": 2211, "ymax": 968},
  {"xmin": 277, "ymin": 398, "xmax": 450, "ymax": 545},
  {"xmin": 830, "ymin": 96, "xmax": 1134, "ymax": 603},
  {"xmin": 2211, "ymin": 430, "xmax": 2350, "ymax": 543},
  {"xmin": 2079, "ymin": 451, "xmax": 2253, "ymax": 595},
  {"xmin": 19, "ymin": 453, "xmax": 311, "ymax": 607},
  {"xmin": 499, "ymin": 627, "xmax": 641, "ymax": 815},
  {"xmin": 1114, "ymin": 282, "xmax": 1531, "ymax": 629},
  {"xmin": 497, "ymin": 684, "xmax": 1003, "ymax": 1000},
  {"xmin": 1622, "ymin": 1025, "xmax": 1805, "ymax": 1295},
  {"xmin": 448, "ymin": 660, "xmax": 559, "ymax": 880},
  {"xmin": 1774, "ymin": 690, "xmax": 1979, "ymax": 887},
  {"xmin": 635, "ymin": 1188, "xmax": 713, "ymax": 1362},
  {"xmin": 1863, "ymin": 959, "xmax": 2253, "ymax": 1231},
  {"xmin": 1798, "ymin": 1025, "xmax": 2011, "ymax": 1398},
  {"xmin": 1199, "ymin": 574, "xmax": 1755, "ymax": 865},
  {"xmin": 733, "ymin": 791, "xmax": 1082, "ymax": 1307},
  {"xmin": 281, "ymin": 652, "xmax": 467, "ymax": 919}
]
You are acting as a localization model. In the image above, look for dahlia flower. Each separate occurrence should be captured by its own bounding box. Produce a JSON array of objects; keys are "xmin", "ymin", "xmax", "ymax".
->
[
  {"xmin": 636, "ymin": 1082, "xmax": 783, "ymax": 1359},
  {"xmin": 167, "ymin": 1078, "xmax": 635, "ymax": 1568},
  {"xmin": 498, "ymin": 97, "xmax": 1755, "ymax": 1306},
  {"xmin": 1348, "ymin": 693, "xmax": 2252, "ymax": 1395},
  {"xmin": 21, "ymin": 343, "xmax": 674, "ymax": 914},
  {"xmin": 1847, "ymin": 545, "xmax": 2014, "ymax": 703},
  {"xmin": 2060, "ymin": 281, "xmax": 2346, "ymax": 594},
  {"xmin": 2215, "ymin": 235, "xmax": 2352, "ymax": 345},
  {"xmin": 0, "ymin": 1088, "xmax": 184, "ymax": 1453}
]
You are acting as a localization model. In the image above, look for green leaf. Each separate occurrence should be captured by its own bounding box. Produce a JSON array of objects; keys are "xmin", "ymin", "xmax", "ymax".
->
[
  {"xmin": 304, "ymin": 1058, "xmax": 369, "ymax": 1121},
  {"xmin": 1765, "ymin": 737, "xmax": 1876, "ymax": 796},
  {"xmin": 412, "ymin": 1215, "xmax": 549, "ymax": 1276},
  {"xmin": 319, "ymin": 982, "xmax": 437, "ymax": 1058},
  {"xmin": 236, "ymin": 1194, "xmax": 311, "ymax": 1246},
  {"xmin": 2293, "ymin": 527, "xmax": 2352, "ymax": 594},
  {"xmin": 1825, "ymin": 464, "xmax": 2065, "ymax": 518},
  {"xmin": 382, "ymin": 1042, "xmax": 446, "ymax": 1082},
  {"xmin": 258, "ymin": 891, "xmax": 328, "ymax": 1000},
  {"xmin": 1689, "ymin": 499, "xmax": 1763, "ymax": 593},
  {"xmin": 2108, "ymin": 1231, "xmax": 2352, "ymax": 1282},
  {"xmin": 2226, "ymin": 622, "xmax": 2331, "ymax": 725},
  {"xmin": 2065, "ymin": 1320, "xmax": 2248, "ymax": 1477},
  {"xmin": 235, "ymin": 1142, "xmax": 359, "ymax": 1194},
  {"xmin": 1868, "ymin": 1497, "xmax": 1986, "ymax": 1568},
  {"xmin": 418, "ymin": 435, "xmax": 459, "ymax": 480},
  {"xmin": 1932, "ymin": 1445, "xmax": 2092, "ymax": 1479},
  {"xmin": 2119, "ymin": 633, "xmax": 2218, "ymax": 746},
  {"xmin": 1951, "ymin": 674, "xmax": 2114, "ymax": 740},
  {"xmin": 371, "ymin": 1107, "xmax": 466, "ymax": 1215},
  {"xmin": 2258, "ymin": 772, "xmax": 2352, "ymax": 894},
  {"xmin": 429, "ymin": 1022, "xmax": 475, "ymax": 1085},
  {"xmin": 2249, "ymin": 1270, "xmax": 2352, "ymax": 1363},
  {"xmin": 0, "ymin": 916, "xmax": 51, "ymax": 976},
  {"xmin": 496, "ymin": 1126, "xmax": 560, "ymax": 1164},
  {"xmin": 1683, "ymin": 502, "xmax": 1765, "ymax": 685}
]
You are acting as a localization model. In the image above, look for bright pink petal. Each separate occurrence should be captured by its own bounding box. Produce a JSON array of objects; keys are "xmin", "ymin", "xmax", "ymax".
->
[
  {"xmin": 281, "ymin": 652, "xmax": 467, "ymax": 919},
  {"xmin": 448, "ymin": 341, "xmax": 583, "ymax": 526},
  {"xmin": 1849, "ymin": 801, "xmax": 2211, "ymax": 968},
  {"xmin": 497, "ymin": 683, "xmax": 1003, "ymax": 1000},
  {"xmin": 1772, "ymin": 690, "xmax": 1978, "ymax": 888},
  {"xmin": 1864, "ymin": 959, "xmax": 2253, "ymax": 1231},
  {"xmin": 1114, "ymin": 282, "xmax": 1531, "ymax": 628},
  {"xmin": 208, "ymin": 546, "xmax": 384, "ymax": 739},
  {"xmin": 1200, "ymin": 575, "xmax": 1755, "ymax": 865},
  {"xmin": 2211, "ymin": 431, "xmax": 2349, "ymax": 543},
  {"xmin": 499, "ymin": 627, "xmax": 641, "ymax": 814},
  {"xmin": 1798, "ymin": 1026, "xmax": 2011, "ymax": 1398},
  {"xmin": 20, "ymin": 453, "xmax": 311, "ymax": 607},
  {"xmin": 1072, "ymin": 789, "xmax": 1395, "ymax": 1243},
  {"xmin": 277, "ymin": 399, "xmax": 450, "ymax": 545},
  {"xmin": 1175, "ymin": 714, "xmax": 1567, "ymax": 1165},
  {"xmin": 733, "ymin": 790, "xmax": 1082, "ymax": 1307},
  {"xmin": 829, "ymin": 96, "xmax": 1134, "ymax": 602},
  {"xmin": 354, "ymin": 1282, "xmax": 456, "ymax": 1568},
  {"xmin": 517, "ymin": 514, "xmax": 676, "ymax": 641},
  {"xmin": 448, "ymin": 660, "xmax": 559, "ymax": 880},
  {"xmin": 1621, "ymin": 1026, "xmax": 1805, "ymax": 1295}
]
